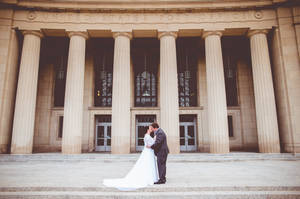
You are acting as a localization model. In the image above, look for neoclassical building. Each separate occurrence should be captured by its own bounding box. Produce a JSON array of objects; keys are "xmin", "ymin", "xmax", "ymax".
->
[{"xmin": 0, "ymin": 0, "xmax": 299, "ymax": 154}]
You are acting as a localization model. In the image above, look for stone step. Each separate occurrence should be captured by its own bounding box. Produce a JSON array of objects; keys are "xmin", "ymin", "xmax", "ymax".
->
[
  {"xmin": 1, "ymin": 153, "xmax": 299, "ymax": 199},
  {"xmin": 1, "ymin": 152, "xmax": 300, "ymax": 163},
  {"xmin": 1, "ymin": 190, "xmax": 300, "ymax": 199},
  {"xmin": 1, "ymin": 186, "xmax": 300, "ymax": 192}
]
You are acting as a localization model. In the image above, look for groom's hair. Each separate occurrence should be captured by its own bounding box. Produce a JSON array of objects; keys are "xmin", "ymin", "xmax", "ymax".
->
[{"xmin": 151, "ymin": 122, "xmax": 159, "ymax": 129}]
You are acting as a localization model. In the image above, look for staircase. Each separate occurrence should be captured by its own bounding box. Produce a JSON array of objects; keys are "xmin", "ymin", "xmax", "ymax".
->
[{"xmin": 0, "ymin": 153, "xmax": 299, "ymax": 198}]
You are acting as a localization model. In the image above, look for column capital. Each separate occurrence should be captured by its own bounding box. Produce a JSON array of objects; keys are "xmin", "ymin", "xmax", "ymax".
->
[
  {"xmin": 22, "ymin": 30, "xmax": 44, "ymax": 38},
  {"xmin": 112, "ymin": 32, "xmax": 132, "ymax": 40},
  {"xmin": 67, "ymin": 31, "xmax": 89, "ymax": 40},
  {"xmin": 158, "ymin": 31, "xmax": 178, "ymax": 39},
  {"xmin": 247, "ymin": 29, "xmax": 269, "ymax": 38},
  {"xmin": 202, "ymin": 31, "xmax": 223, "ymax": 39}
]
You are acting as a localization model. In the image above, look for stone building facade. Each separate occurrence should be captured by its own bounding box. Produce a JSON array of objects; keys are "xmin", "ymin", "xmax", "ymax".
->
[{"xmin": 0, "ymin": 0, "xmax": 299, "ymax": 154}]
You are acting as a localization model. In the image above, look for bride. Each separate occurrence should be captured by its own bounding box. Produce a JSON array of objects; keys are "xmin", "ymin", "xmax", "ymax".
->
[{"xmin": 103, "ymin": 127, "xmax": 158, "ymax": 191}]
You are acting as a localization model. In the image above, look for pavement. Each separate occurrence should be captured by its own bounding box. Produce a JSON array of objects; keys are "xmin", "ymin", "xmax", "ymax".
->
[{"xmin": 0, "ymin": 152, "xmax": 300, "ymax": 198}]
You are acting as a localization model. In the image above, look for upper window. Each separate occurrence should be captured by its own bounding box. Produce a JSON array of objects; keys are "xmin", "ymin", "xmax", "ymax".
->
[
  {"xmin": 132, "ymin": 39, "xmax": 159, "ymax": 107},
  {"xmin": 54, "ymin": 55, "xmax": 67, "ymax": 107},
  {"xmin": 222, "ymin": 37, "xmax": 239, "ymax": 106},
  {"xmin": 40, "ymin": 37, "xmax": 69, "ymax": 107},
  {"xmin": 176, "ymin": 38, "xmax": 198, "ymax": 107},
  {"xmin": 93, "ymin": 39, "xmax": 114, "ymax": 107}
]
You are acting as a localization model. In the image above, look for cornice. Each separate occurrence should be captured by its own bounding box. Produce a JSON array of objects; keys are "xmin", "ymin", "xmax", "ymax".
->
[{"xmin": 0, "ymin": 0, "xmax": 291, "ymax": 13}]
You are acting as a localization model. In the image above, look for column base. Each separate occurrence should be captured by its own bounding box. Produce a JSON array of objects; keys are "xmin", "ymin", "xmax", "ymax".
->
[
  {"xmin": 62, "ymin": 147, "xmax": 82, "ymax": 154},
  {"xmin": 0, "ymin": 144, "xmax": 10, "ymax": 154},
  {"xmin": 10, "ymin": 145, "xmax": 32, "ymax": 154},
  {"xmin": 210, "ymin": 142, "xmax": 230, "ymax": 154},
  {"xmin": 283, "ymin": 144, "xmax": 300, "ymax": 153},
  {"xmin": 259, "ymin": 144, "xmax": 281, "ymax": 153},
  {"xmin": 210, "ymin": 149, "xmax": 230, "ymax": 154}
]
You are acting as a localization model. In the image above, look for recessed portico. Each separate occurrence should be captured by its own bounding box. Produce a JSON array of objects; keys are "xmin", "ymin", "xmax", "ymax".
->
[{"xmin": 1, "ymin": 1, "xmax": 300, "ymax": 154}]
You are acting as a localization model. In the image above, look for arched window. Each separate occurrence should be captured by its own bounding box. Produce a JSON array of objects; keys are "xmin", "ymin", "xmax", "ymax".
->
[{"xmin": 135, "ymin": 53, "xmax": 157, "ymax": 107}]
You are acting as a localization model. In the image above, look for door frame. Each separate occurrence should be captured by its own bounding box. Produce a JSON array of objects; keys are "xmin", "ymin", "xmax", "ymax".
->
[
  {"xmin": 180, "ymin": 119, "xmax": 197, "ymax": 152},
  {"xmin": 95, "ymin": 120, "xmax": 111, "ymax": 152},
  {"xmin": 135, "ymin": 115, "xmax": 156, "ymax": 152}
]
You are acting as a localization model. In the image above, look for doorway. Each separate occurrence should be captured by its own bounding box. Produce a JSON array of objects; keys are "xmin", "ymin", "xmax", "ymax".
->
[
  {"xmin": 135, "ymin": 115, "xmax": 156, "ymax": 151},
  {"xmin": 95, "ymin": 115, "xmax": 111, "ymax": 152},
  {"xmin": 180, "ymin": 115, "xmax": 197, "ymax": 152}
]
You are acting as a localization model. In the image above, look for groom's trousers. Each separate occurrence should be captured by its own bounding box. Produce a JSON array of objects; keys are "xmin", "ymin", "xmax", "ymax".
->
[{"xmin": 157, "ymin": 154, "xmax": 168, "ymax": 182}]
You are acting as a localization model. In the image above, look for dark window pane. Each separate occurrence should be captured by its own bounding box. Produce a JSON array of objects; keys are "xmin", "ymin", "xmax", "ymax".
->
[
  {"xmin": 97, "ymin": 126, "xmax": 104, "ymax": 138},
  {"xmin": 137, "ymin": 115, "xmax": 155, "ymax": 123},
  {"xmin": 97, "ymin": 139, "xmax": 104, "ymax": 146},
  {"xmin": 188, "ymin": 126, "xmax": 195, "ymax": 138},
  {"xmin": 228, "ymin": 115, "xmax": 234, "ymax": 137},
  {"xmin": 188, "ymin": 139, "xmax": 195, "ymax": 145},
  {"xmin": 180, "ymin": 126, "xmax": 185, "ymax": 138},
  {"xmin": 176, "ymin": 38, "xmax": 198, "ymax": 107},
  {"xmin": 58, "ymin": 116, "xmax": 63, "ymax": 138},
  {"xmin": 180, "ymin": 115, "xmax": 196, "ymax": 122},
  {"xmin": 96, "ymin": 115, "xmax": 111, "ymax": 123},
  {"xmin": 107, "ymin": 126, "xmax": 111, "ymax": 137},
  {"xmin": 107, "ymin": 139, "xmax": 111, "ymax": 146},
  {"xmin": 180, "ymin": 139, "xmax": 185, "ymax": 145},
  {"xmin": 138, "ymin": 139, "xmax": 144, "ymax": 146},
  {"xmin": 138, "ymin": 126, "xmax": 146, "ymax": 138},
  {"xmin": 94, "ymin": 39, "xmax": 114, "ymax": 107},
  {"xmin": 54, "ymin": 55, "xmax": 68, "ymax": 107}
]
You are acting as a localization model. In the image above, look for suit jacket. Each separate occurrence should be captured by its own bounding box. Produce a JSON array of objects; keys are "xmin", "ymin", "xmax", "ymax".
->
[{"xmin": 151, "ymin": 128, "xmax": 169, "ymax": 157}]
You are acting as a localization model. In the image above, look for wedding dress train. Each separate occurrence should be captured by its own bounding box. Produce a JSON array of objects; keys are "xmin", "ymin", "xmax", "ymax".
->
[{"xmin": 103, "ymin": 134, "xmax": 158, "ymax": 191}]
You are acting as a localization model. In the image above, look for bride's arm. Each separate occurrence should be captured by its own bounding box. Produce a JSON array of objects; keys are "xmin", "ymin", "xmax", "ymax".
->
[{"xmin": 145, "ymin": 135, "xmax": 155, "ymax": 147}]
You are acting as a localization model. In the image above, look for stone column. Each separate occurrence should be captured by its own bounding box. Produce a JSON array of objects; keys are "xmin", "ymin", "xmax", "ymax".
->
[
  {"xmin": 158, "ymin": 31, "xmax": 180, "ymax": 154},
  {"xmin": 62, "ymin": 32, "xmax": 88, "ymax": 154},
  {"xmin": 11, "ymin": 30, "xmax": 43, "ymax": 154},
  {"xmin": 111, "ymin": 32, "xmax": 132, "ymax": 154},
  {"xmin": 248, "ymin": 30, "xmax": 280, "ymax": 153},
  {"xmin": 203, "ymin": 31, "xmax": 230, "ymax": 154}
]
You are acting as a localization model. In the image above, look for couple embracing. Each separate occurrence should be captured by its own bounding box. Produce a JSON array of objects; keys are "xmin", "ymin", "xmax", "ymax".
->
[{"xmin": 103, "ymin": 122, "xmax": 169, "ymax": 191}]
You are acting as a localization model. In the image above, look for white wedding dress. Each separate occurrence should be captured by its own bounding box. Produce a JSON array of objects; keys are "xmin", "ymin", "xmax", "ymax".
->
[{"xmin": 103, "ymin": 134, "xmax": 158, "ymax": 191}]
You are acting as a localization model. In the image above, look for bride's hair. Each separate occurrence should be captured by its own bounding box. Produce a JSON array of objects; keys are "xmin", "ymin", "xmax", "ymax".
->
[{"xmin": 150, "ymin": 122, "xmax": 159, "ymax": 129}]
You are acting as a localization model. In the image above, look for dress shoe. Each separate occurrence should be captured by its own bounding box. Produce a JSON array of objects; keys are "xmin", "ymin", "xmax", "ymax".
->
[{"xmin": 154, "ymin": 180, "xmax": 165, "ymax": 184}]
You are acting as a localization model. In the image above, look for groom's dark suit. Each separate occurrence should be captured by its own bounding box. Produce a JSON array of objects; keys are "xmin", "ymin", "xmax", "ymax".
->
[{"xmin": 151, "ymin": 128, "xmax": 169, "ymax": 182}]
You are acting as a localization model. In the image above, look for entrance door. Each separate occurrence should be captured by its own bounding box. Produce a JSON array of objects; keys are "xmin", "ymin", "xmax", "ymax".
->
[
  {"xmin": 136, "ymin": 115, "xmax": 156, "ymax": 151},
  {"xmin": 95, "ymin": 115, "xmax": 111, "ymax": 152},
  {"xmin": 180, "ymin": 115, "xmax": 197, "ymax": 151}
]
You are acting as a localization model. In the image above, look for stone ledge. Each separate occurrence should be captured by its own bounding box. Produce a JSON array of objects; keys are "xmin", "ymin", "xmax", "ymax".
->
[
  {"xmin": 1, "ymin": 186, "xmax": 300, "ymax": 192},
  {"xmin": 1, "ymin": 190, "xmax": 300, "ymax": 199},
  {"xmin": 0, "ymin": 153, "xmax": 299, "ymax": 162}
]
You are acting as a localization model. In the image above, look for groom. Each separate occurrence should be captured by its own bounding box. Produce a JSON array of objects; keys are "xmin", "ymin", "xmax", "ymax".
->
[{"xmin": 147, "ymin": 122, "xmax": 169, "ymax": 184}]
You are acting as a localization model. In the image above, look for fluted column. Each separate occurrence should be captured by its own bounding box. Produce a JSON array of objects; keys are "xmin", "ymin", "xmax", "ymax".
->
[
  {"xmin": 111, "ymin": 32, "xmax": 132, "ymax": 154},
  {"xmin": 62, "ymin": 32, "xmax": 88, "ymax": 154},
  {"xmin": 248, "ymin": 30, "xmax": 280, "ymax": 153},
  {"xmin": 159, "ymin": 31, "xmax": 180, "ymax": 154},
  {"xmin": 11, "ymin": 30, "xmax": 43, "ymax": 154},
  {"xmin": 203, "ymin": 31, "xmax": 230, "ymax": 154}
]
